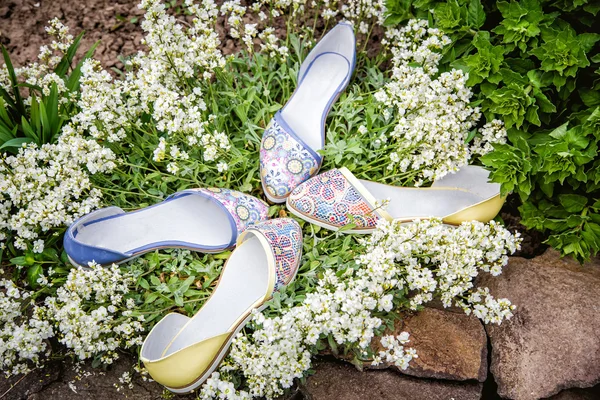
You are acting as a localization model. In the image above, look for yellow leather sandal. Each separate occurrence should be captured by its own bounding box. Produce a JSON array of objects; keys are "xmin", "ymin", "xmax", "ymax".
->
[
  {"xmin": 286, "ymin": 165, "xmax": 504, "ymax": 233},
  {"xmin": 140, "ymin": 218, "xmax": 303, "ymax": 393}
]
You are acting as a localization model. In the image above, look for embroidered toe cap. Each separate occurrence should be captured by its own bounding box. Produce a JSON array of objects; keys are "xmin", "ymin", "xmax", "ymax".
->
[
  {"xmin": 198, "ymin": 188, "xmax": 270, "ymax": 237},
  {"xmin": 259, "ymin": 115, "xmax": 321, "ymax": 202},
  {"xmin": 287, "ymin": 169, "xmax": 380, "ymax": 230},
  {"xmin": 252, "ymin": 218, "xmax": 303, "ymax": 291}
]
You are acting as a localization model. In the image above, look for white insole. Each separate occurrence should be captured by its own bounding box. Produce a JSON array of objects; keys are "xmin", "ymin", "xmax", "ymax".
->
[
  {"xmin": 75, "ymin": 195, "xmax": 233, "ymax": 253},
  {"xmin": 281, "ymin": 53, "xmax": 349, "ymax": 150},
  {"xmin": 162, "ymin": 236, "xmax": 269, "ymax": 356},
  {"xmin": 361, "ymin": 180, "xmax": 487, "ymax": 219}
]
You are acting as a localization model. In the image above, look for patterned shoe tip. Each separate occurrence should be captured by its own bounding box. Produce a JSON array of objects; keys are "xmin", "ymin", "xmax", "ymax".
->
[
  {"xmin": 260, "ymin": 119, "xmax": 320, "ymax": 199},
  {"xmin": 199, "ymin": 188, "xmax": 269, "ymax": 236},
  {"xmin": 253, "ymin": 219, "xmax": 302, "ymax": 290},
  {"xmin": 288, "ymin": 169, "xmax": 380, "ymax": 230}
]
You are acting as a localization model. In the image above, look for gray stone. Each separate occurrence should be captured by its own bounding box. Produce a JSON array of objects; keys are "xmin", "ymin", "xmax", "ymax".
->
[
  {"xmin": 302, "ymin": 360, "xmax": 483, "ymax": 400},
  {"xmin": 479, "ymin": 249, "xmax": 600, "ymax": 400},
  {"xmin": 546, "ymin": 384, "xmax": 600, "ymax": 400}
]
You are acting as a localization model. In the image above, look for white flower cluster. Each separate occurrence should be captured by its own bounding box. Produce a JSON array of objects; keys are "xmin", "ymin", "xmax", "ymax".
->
[
  {"xmin": 372, "ymin": 333, "xmax": 416, "ymax": 369},
  {"xmin": 202, "ymin": 280, "xmax": 414, "ymax": 399},
  {"xmin": 341, "ymin": 0, "xmax": 386, "ymax": 33},
  {"xmin": 200, "ymin": 252, "xmax": 420, "ymax": 398},
  {"xmin": 0, "ymin": 131, "xmax": 116, "ymax": 251},
  {"xmin": 359, "ymin": 218, "xmax": 520, "ymax": 323},
  {"xmin": 0, "ymin": 264, "xmax": 145, "ymax": 376},
  {"xmin": 0, "ymin": 18, "xmax": 73, "ymax": 102},
  {"xmin": 72, "ymin": 0, "xmax": 230, "ymax": 173},
  {"xmin": 220, "ymin": 1, "xmax": 289, "ymax": 59},
  {"xmin": 220, "ymin": 0, "xmax": 386, "ymax": 56},
  {"xmin": 375, "ymin": 20, "xmax": 506, "ymax": 185},
  {"xmin": 470, "ymin": 119, "xmax": 508, "ymax": 157},
  {"xmin": 0, "ymin": 279, "xmax": 53, "ymax": 376},
  {"xmin": 41, "ymin": 264, "xmax": 145, "ymax": 363}
]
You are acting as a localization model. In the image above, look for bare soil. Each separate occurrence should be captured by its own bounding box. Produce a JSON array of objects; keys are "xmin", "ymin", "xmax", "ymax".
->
[{"xmin": 0, "ymin": 0, "xmax": 144, "ymax": 70}]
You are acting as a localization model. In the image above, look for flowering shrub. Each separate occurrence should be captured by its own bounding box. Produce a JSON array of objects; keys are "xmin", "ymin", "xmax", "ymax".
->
[
  {"xmin": 41, "ymin": 264, "xmax": 145, "ymax": 364},
  {"xmin": 0, "ymin": 278, "xmax": 53, "ymax": 376},
  {"xmin": 374, "ymin": 20, "xmax": 506, "ymax": 185},
  {"xmin": 385, "ymin": 0, "xmax": 600, "ymax": 262},
  {"xmin": 0, "ymin": 134, "xmax": 115, "ymax": 253},
  {"xmin": 0, "ymin": 264, "xmax": 145, "ymax": 377}
]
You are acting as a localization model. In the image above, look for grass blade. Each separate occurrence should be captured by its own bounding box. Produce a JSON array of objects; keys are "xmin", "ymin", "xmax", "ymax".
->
[
  {"xmin": 21, "ymin": 116, "xmax": 39, "ymax": 144},
  {"xmin": 67, "ymin": 40, "xmax": 99, "ymax": 92},
  {"xmin": 0, "ymin": 136, "xmax": 33, "ymax": 151},
  {"xmin": 1, "ymin": 45, "xmax": 25, "ymax": 115},
  {"xmin": 45, "ymin": 83, "xmax": 59, "ymax": 141},
  {"xmin": 54, "ymin": 31, "xmax": 84, "ymax": 77}
]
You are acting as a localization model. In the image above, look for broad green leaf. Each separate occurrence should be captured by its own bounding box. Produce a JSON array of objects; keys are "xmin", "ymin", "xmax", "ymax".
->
[
  {"xmin": 558, "ymin": 194, "xmax": 588, "ymax": 212},
  {"xmin": 580, "ymin": 88, "xmax": 600, "ymax": 107},
  {"xmin": 0, "ymin": 136, "xmax": 33, "ymax": 150},
  {"xmin": 467, "ymin": 0, "xmax": 485, "ymax": 28},
  {"xmin": 26, "ymin": 264, "xmax": 43, "ymax": 289}
]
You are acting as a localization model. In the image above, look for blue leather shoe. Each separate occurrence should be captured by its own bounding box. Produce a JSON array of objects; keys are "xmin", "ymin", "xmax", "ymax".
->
[{"xmin": 64, "ymin": 188, "xmax": 269, "ymax": 267}]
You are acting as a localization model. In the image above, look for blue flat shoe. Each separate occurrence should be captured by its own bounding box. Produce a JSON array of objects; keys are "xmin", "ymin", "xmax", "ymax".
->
[
  {"xmin": 260, "ymin": 22, "xmax": 356, "ymax": 203},
  {"xmin": 64, "ymin": 188, "xmax": 269, "ymax": 267}
]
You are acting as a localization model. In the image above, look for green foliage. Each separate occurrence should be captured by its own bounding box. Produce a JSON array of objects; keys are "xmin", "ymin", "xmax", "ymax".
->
[
  {"xmin": 385, "ymin": 0, "xmax": 600, "ymax": 261},
  {"xmin": 0, "ymin": 34, "xmax": 97, "ymax": 152}
]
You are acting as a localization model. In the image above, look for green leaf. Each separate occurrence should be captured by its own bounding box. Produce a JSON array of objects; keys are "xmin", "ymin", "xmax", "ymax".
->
[
  {"xmin": 549, "ymin": 123, "xmax": 569, "ymax": 140},
  {"xmin": 578, "ymin": 33, "xmax": 600, "ymax": 53},
  {"xmin": 558, "ymin": 194, "xmax": 588, "ymax": 212},
  {"xmin": 150, "ymin": 275, "xmax": 161, "ymax": 286},
  {"xmin": 9, "ymin": 256, "xmax": 26, "ymax": 265},
  {"xmin": 138, "ymin": 277, "xmax": 150, "ymax": 290},
  {"xmin": 144, "ymin": 292, "xmax": 159, "ymax": 304},
  {"xmin": 0, "ymin": 137, "xmax": 33, "ymax": 150},
  {"xmin": 467, "ymin": 0, "xmax": 485, "ymax": 28},
  {"xmin": 26, "ymin": 264, "xmax": 43, "ymax": 288},
  {"xmin": 67, "ymin": 41, "xmax": 99, "ymax": 92},
  {"xmin": 525, "ymin": 104, "xmax": 541, "ymax": 126},
  {"xmin": 174, "ymin": 292, "xmax": 184, "ymax": 307},
  {"xmin": 433, "ymin": 0, "xmax": 464, "ymax": 31},
  {"xmin": 1, "ymin": 45, "xmax": 25, "ymax": 116},
  {"xmin": 54, "ymin": 31, "xmax": 84, "ymax": 77},
  {"xmin": 580, "ymin": 88, "xmax": 600, "ymax": 108},
  {"xmin": 178, "ymin": 275, "xmax": 196, "ymax": 294}
]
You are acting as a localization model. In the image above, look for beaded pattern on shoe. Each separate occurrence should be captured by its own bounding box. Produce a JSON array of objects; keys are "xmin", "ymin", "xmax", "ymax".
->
[
  {"xmin": 197, "ymin": 188, "xmax": 269, "ymax": 236},
  {"xmin": 260, "ymin": 119, "xmax": 320, "ymax": 200},
  {"xmin": 253, "ymin": 219, "xmax": 302, "ymax": 290},
  {"xmin": 287, "ymin": 169, "xmax": 380, "ymax": 230}
]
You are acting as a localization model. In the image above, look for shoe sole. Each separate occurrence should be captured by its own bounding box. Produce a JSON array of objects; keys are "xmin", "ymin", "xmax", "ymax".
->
[{"xmin": 262, "ymin": 186, "xmax": 287, "ymax": 204}]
